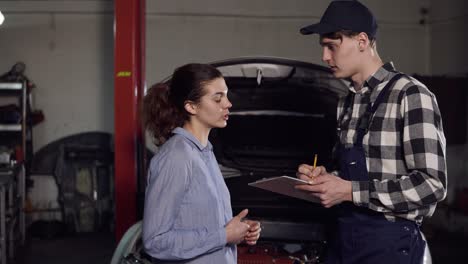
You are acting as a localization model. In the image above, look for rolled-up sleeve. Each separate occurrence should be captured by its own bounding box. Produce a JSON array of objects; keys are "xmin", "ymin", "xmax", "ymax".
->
[{"xmin": 142, "ymin": 151, "xmax": 226, "ymax": 260}]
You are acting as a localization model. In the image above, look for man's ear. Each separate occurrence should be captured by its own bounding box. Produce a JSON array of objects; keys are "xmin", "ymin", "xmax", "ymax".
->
[
  {"xmin": 357, "ymin": 32, "xmax": 370, "ymax": 51},
  {"xmin": 184, "ymin": 101, "xmax": 197, "ymax": 115}
]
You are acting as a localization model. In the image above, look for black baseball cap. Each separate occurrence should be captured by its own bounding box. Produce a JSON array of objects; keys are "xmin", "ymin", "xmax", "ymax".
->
[{"xmin": 300, "ymin": 0, "xmax": 378, "ymax": 38}]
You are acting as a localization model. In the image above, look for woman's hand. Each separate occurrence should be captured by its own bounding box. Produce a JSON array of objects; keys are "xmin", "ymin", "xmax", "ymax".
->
[
  {"xmin": 225, "ymin": 209, "xmax": 250, "ymax": 244},
  {"xmin": 243, "ymin": 220, "xmax": 261, "ymax": 245}
]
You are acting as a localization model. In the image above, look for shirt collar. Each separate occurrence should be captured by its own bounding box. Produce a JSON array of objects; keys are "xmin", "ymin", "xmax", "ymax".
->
[
  {"xmin": 348, "ymin": 62, "xmax": 396, "ymax": 94},
  {"xmin": 365, "ymin": 62, "xmax": 396, "ymax": 90},
  {"xmin": 172, "ymin": 127, "xmax": 213, "ymax": 152}
]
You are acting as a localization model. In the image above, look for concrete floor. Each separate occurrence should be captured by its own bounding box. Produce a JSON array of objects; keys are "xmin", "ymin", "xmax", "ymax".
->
[
  {"xmin": 15, "ymin": 231, "xmax": 116, "ymax": 264},
  {"xmin": 12, "ymin": 229, "xmax": 468, "ymax": 264}
]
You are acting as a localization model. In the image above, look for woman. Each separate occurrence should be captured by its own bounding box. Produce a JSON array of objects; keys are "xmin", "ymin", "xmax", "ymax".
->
[{"xmin": 142, "ymin": 63, "xmax": 261, "ymax": 264}]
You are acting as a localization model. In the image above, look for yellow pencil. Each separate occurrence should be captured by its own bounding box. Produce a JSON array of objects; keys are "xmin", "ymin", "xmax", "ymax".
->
[{"xmin": 313, "ymin": 154, "xmax": 317, "ymax": 169}]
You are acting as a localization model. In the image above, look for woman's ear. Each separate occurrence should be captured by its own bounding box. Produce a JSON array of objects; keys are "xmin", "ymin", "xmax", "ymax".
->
[{"xmin": 184, "ymin": 101, "xmax": 197, "ymax": 115}]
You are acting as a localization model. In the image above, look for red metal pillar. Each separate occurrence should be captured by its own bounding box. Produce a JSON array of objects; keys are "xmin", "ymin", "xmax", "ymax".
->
[{"xmin": 114, "ymin": 0, "xmax": 145, "ymax": 240}]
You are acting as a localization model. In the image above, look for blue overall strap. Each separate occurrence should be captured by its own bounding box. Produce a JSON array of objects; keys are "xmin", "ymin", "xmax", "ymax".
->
[
  {"xmin": 337, "ymin": 92, "xmax": 354, "ymax": 131},
  {"xmin": 355, "ymin": 73, "xmax": 404, "ymax": 146}
]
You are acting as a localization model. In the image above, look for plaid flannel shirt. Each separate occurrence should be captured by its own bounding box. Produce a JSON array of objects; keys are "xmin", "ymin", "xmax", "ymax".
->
[{"xmin": 335, "ymin": 62, "xmax": 447, "ymax": 223}]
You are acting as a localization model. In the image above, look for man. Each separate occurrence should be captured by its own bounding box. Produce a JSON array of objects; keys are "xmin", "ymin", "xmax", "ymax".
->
[{"xmin": 295, "ymin": 1, "xmax": 447, "ymax": 263}]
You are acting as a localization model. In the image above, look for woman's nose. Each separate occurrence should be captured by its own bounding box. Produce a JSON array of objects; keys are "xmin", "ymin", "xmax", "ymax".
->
[{"xmin": 225, "ymin": 98, "xmax": 232, "ymax": 108}]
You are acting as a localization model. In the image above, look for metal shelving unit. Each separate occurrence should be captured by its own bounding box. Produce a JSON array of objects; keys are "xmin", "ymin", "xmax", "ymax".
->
[{"xmin": 0, "ymin": 82, "xmax": 28, "ymax": 264}]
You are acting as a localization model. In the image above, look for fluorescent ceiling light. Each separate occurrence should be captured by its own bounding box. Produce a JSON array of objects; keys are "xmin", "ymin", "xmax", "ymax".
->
[{"xmin": 0, "ymin": 11, "xmax": 4, "ymax": 25}]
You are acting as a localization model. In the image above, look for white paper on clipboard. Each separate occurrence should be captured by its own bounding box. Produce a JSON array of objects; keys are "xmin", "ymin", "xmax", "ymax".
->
[{"xmin": 248, "ymin": 175, "xmax": 319, "ymax": 203}]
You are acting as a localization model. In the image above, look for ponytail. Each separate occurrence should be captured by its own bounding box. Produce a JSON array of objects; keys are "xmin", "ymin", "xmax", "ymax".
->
[{"xmin": 142, "ymin": 83, "xmax": 185, "ymax": 146}]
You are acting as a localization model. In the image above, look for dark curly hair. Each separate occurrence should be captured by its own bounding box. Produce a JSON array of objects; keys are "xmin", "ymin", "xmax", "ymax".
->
[{"xmin": 142, "ymin": 63, "xmax": 223, "ymax": 146}]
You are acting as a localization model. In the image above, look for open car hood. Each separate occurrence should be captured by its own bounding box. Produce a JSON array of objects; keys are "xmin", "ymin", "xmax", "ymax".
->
[
  {"xmin": 207, "ymin": 57, "xmax": 348, "ymax": 227},
  {"xmin": 210, "ymin": 57, "xmax": 348, "ymax": 176}
]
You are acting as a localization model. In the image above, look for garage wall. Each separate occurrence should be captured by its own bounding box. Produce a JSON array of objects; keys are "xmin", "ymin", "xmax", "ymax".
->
[
  {"xmin": 146, "ymin": 0, "xmax": 432, "ymax": 84},
  {"xmin": 430, "ymin": 0, "xmax": 468, "ymax": 75},
  {"xmin": 0, "ymin": 2, "xmax": 114, "ymax": 151},
  {"xmin": 430, "ymin": 0, "xmax": 468, "ymax": 202}
]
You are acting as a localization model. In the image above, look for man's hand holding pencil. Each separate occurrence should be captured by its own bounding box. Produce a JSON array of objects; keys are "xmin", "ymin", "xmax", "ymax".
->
[
  {"xmin": 295, "ymin": 154, "xmax": 325, "ymax": 182},
  {"xmin": 295, "ymin": 155, "xmax": 353, "ymax": 208}
]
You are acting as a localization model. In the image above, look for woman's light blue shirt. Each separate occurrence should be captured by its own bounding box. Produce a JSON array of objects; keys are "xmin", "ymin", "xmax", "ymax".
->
[{"xmin": 143, "ymin": 127, "xmax": 235, "ymax": 264}]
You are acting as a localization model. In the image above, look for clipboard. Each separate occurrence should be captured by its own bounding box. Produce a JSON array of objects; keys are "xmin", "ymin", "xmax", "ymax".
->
[{"xmin": 248, "ymin": 176, "xmax": 319, "ymax": 203}]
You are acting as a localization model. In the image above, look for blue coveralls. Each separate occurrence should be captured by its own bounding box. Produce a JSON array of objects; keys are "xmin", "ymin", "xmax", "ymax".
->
[{"xmin": 326, "ymin": 73, "xmax": 426, "ymax": 264}]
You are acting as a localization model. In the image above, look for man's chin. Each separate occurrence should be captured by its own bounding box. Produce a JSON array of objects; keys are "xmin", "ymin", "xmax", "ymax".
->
[{"xmin": 333, "ymin": 71, "xmax": 349, "ymax": 79}]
